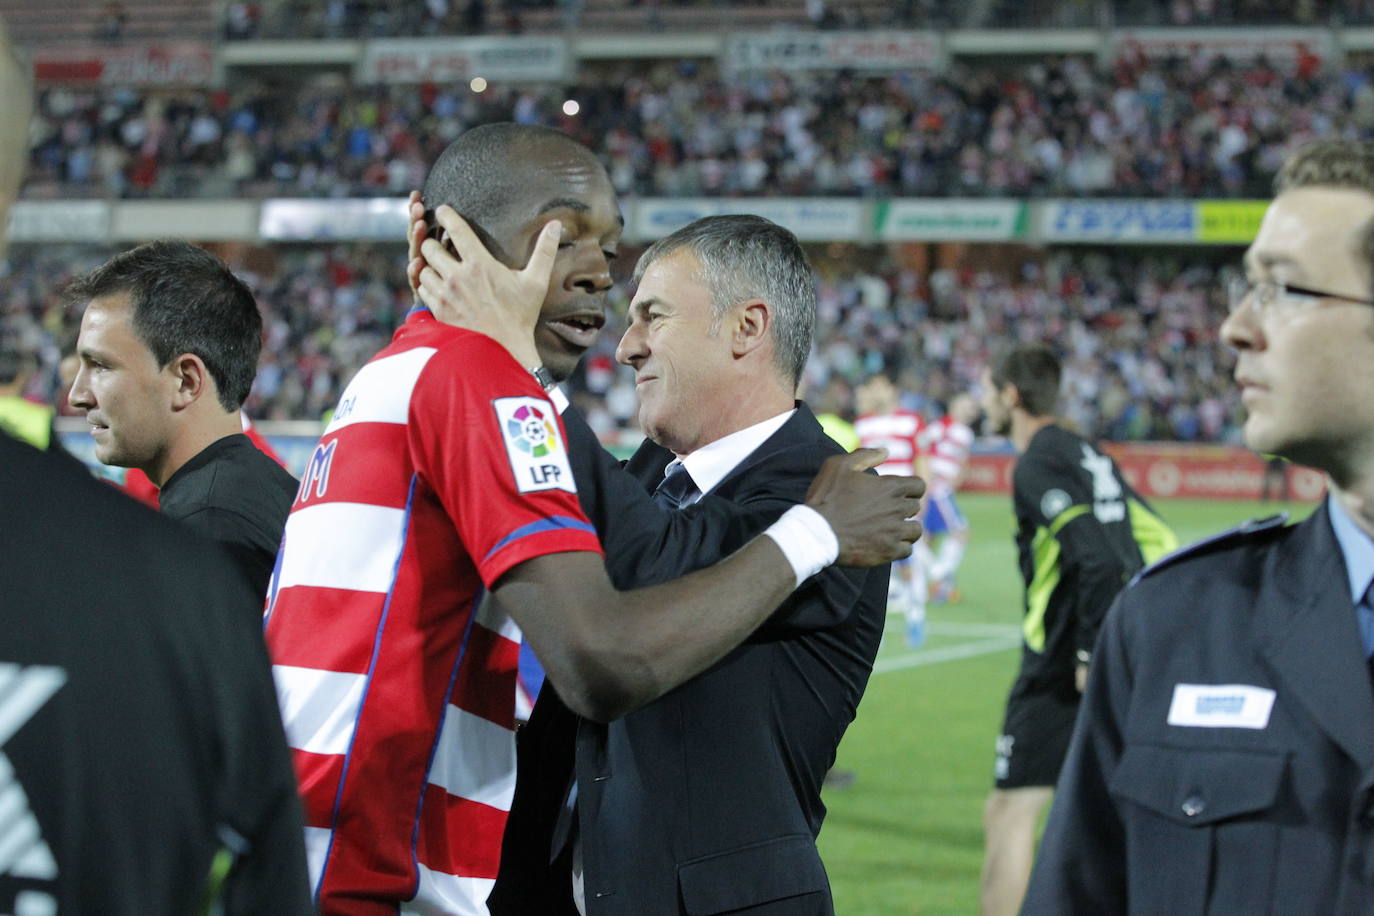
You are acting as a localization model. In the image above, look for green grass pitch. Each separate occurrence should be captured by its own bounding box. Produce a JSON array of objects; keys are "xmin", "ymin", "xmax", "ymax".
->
[{"xmin": 819, "ymin": 492, "xmax": 1317, "ymax": 915}]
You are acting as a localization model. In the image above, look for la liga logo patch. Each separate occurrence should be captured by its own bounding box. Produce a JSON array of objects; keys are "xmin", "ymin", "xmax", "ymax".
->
[
  {"xmin": 494, "ymin": 396, "xmax": 576, "ymax": 494},
  {"xmin": 507, "ymin": 403, "xmax": 559, "ymax": 457}
]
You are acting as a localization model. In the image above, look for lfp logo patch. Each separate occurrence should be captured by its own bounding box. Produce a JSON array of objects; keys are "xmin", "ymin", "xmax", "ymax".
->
[
  {"xmin": 494, "ymin": 396, "xmax": 576, "ymax": 494},
  {"xmin": 508, "ymin": 403, "xmax": 558, "ymax": 457}
]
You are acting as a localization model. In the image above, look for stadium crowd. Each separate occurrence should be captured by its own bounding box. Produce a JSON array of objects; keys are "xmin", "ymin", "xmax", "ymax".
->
[
  {"xmin": 222, "ymin": 0, "xmax": 1361, "ymax": 40},
  {"xmin": 1, "ymin": 239, "xmax": 1242, "ymax": 444},
  {"xmin": 22, "ymin": 51, "xmax": 1374, "ymax": 202}
]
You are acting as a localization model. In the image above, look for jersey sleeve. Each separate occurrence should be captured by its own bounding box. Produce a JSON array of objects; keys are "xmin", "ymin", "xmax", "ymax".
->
[
  {"xmin": 407, "ymin": 334, "xmax": 603, "ymax": 587},
  {"xmin": 1015, "ymin": 446, "xmax": 1135, "ymax": 661}
]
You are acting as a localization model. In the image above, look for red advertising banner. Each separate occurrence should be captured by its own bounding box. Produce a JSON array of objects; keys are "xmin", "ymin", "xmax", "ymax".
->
[
  {"xmin": 31, "ymin": 43, "xmax": 214, "ymax": 87},
  {"xmin": 963, "ymin": 453, "xmax": 1016, "ymax": 494},
  {"xmin": 964, "ymin": 443, "xmax": 1324, "ymax": 502},
  {"xmin": 1113, "ymin": 29, "xmax": 1331, "ymax": 67}
]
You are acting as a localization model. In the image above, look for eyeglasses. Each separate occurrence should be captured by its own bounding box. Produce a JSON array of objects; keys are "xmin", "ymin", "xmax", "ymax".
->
[{"xmin": 1227, "ymin": 276, "xmax": 1374, "ymax": 316}]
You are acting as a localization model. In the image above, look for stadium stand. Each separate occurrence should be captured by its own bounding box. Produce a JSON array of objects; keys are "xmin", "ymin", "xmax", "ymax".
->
[
  {"xmin": 21, "ymin": 51, "xmax": 1372, "ymax": 201},
  {"xmin": 224, "ymin": 0, "xmax": 1374, "ymax": 37},
  {"xmin": 6, "ymin": 0, "xmax": 214, "ymax": 46},
  {"xmin": 4, "ymin": 7, "xmax": 1357, "ymax": 451},
  {"xmin": 232, "ymin": 0, "xmax": 953, "ymax": 40},
  {"xmin": 1, "ymin": 239, "xmax": 1243, "ymax": 444}
]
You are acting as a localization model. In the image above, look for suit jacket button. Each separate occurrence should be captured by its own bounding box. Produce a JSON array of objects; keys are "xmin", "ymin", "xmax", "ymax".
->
[{"xmin": 1181, "ymin": 794, "xmax": 1206, "ymax": 818}]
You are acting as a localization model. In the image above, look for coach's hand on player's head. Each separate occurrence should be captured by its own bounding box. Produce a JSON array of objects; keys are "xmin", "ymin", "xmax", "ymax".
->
[
  {"xmin": 414, "ymin": 204, "xmax": 561, "ymax": 370},
  {"xmin": 805, "ymin": 448, "xmax": 925, "ymax": 567},
  {"xmin": 406, "ymin": 190, "xmax": 426, "ymax": 301}
]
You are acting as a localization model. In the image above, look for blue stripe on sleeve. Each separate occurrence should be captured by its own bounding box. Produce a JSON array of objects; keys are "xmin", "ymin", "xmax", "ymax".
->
[{"xmin": 482, "ymin": 515, "xmax": 599, "ymax": 564}]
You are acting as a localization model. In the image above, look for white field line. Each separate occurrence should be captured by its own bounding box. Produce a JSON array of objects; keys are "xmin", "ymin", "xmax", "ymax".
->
[
  {"xmin": 873, "ymin": 631, "xmax": 1020, "ymax": 675},
  {"xmin": 917, "ymin": 621, "xmax": 1019, "ymax": 638}
]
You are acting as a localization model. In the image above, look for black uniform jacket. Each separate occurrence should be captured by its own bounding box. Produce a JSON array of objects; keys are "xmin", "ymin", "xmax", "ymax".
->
[
  {"xmin": 488, "ymin": 402, "xmax": 889, "ymax": 916},
  {"xmin": 0, "ymin": 432, "xmax": 312, "ymax": 916},
  {"xmin": 1024, "ymin": 501, "xmax": 1374, "ymax": 915}
]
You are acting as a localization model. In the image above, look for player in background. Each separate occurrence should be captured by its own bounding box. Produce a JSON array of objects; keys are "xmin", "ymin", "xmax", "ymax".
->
[
  {"xmin": 0, "ymin": 337, "xmax": 64, "ymax": 452},
  {"xmin": 855, "ymin": 372, "xmax": 929, "ymax": 647},
  {"xmin": 917, "ymin": 392, "xmax": 980, "ymax": 604},
  {"xmin": 977, "ymin": 343, "xmax": 1177, "ymax": 916}
]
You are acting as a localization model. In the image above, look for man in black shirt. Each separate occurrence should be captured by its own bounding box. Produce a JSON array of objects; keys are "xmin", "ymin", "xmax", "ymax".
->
[
  {"xmin": 66, "ymin": 241, "xmax": 297, "ymax": 596},
  {"xmin": 976, "ymin": 343, "xmax": 1176, "ymax": 916}
]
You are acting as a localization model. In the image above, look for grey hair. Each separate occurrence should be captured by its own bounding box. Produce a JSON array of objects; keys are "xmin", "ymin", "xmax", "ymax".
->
[{"xmin": 632, "ymin": 215, "xmax": 815, "ymax": 387}]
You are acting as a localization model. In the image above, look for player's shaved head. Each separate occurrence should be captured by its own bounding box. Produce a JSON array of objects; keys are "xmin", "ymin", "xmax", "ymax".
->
[
  {"xmin": 0, "ymin": 15, "xmax": 32, "ymax": 257},
  {"xmin": 421, "ymin": 123, "xmax": 600, "ymax": 261}
]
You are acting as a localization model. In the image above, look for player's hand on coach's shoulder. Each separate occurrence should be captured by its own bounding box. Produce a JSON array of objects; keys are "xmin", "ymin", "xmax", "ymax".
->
[
  {"xmin": 406, "ymin": 191, "xmax": 557, "ymax": 370},
  {"xmin": 805, "ymin": 447, "xmax": 925, "ymax": 567}
]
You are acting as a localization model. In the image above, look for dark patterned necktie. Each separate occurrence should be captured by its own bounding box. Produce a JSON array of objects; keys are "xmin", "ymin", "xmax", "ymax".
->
[{"xmin": 654, "ymin": 462, "xmax": 699, "ymax": 509}]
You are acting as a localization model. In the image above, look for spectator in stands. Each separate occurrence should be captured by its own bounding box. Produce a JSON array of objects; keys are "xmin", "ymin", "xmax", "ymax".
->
[
  {"xmin": 20, "ymin": 53, "xmax": 1365, "ymax": 203},
  {"xmin": 97, "ymin": 0, "xmax": 127, "ymax": 42},
  {"xmin": 3, "ymin": 238, "xmax": 1249, "ymax": 445}
]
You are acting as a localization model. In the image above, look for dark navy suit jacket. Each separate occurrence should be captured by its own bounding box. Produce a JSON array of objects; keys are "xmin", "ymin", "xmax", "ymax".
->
[{"xmin": 489, "ymin": 403, "xmax": 889, "ymax": 915}]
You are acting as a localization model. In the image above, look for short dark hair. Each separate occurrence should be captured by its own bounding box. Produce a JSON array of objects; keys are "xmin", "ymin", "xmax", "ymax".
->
[
  {"xmin": 1276, "ymin": 140, "xmax": 1374, "ymax": 295},
  {"xmin": 632, "ymin": 215, "xmax": 816, "ymax": 388},
  {"xmin": 66, "ymin": 241, "xmax": 262, "ymax": 410},
  {"xmin": 990, "ymin": 343, "xmax": 1061, "ymax": 418},
  {"xmin": 422, "ymin": 123, "xmax": 595, "ymax": 262}
]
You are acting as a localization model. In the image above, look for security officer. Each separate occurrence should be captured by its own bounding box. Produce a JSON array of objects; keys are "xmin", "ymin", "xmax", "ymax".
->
[
  {"xmin": 1023, "ymin": 139, "xmax": 1374, "ymax": 914},
  {"xmin": 0, "ymin": 339, "xmax": 59, "ymax": 451}
]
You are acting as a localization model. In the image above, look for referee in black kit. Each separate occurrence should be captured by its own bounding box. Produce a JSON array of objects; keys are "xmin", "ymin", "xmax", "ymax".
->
[
  {"xmin": 0, "ymin": 16, "xmax": 312, "ymax": 915},
  {"xmin": 65, "ymin": 240, "xmax": 298, "ymax": 597},
  {"xmin": 975, "ymin": 343, "xmax": 1176, "ymax": 916}
]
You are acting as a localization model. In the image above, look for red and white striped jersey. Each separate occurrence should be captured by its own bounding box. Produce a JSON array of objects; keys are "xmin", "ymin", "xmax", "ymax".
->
[
  {"xmin": 922, "ymin": 415, "xmax": 975, "ymax": 496},
  {"xmin": 854, "ymin": 410, "xmax": 926, "ymax": 476},
  {"xmin": 264, "ymin": 309, "xmax": 602, "ymax": 916}
]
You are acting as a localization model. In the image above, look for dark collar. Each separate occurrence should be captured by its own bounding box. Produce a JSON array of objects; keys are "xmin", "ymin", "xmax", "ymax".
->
[{"xmin": 159, "ymin": 433, "xmax": 252, "ymax": 497}]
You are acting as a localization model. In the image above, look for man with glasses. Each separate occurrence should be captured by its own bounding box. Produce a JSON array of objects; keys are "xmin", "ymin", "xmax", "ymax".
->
[{"xmin": 1023, "ymin": 139, "xmax": 1374, "ymax": 913}]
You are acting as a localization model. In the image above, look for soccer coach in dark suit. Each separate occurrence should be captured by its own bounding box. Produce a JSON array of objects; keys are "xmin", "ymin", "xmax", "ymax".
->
[{"xmin": 487, "ymin": 215, "xmax": 897, "ymax": 915}]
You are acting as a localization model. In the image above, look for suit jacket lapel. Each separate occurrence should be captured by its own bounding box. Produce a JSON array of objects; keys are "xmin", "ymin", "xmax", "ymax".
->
[
  {"xmin": 1256, "ymin": 503, "xmax": 1374, "ymax": 771},
  {"xmin": 711, "ymin": 402, "xmax": 821, "ymax": 496}
]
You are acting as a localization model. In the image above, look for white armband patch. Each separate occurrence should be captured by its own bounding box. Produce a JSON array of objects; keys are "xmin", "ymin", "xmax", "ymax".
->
[{"xmin": 495, "ymin": 396, "xmax": 576, "ymax": 494}]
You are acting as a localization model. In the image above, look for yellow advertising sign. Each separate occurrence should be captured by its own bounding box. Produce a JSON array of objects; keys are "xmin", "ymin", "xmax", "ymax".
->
[{"xmin": 1196, "ymin": 201, "xmax": 1269, "ymax": 243}]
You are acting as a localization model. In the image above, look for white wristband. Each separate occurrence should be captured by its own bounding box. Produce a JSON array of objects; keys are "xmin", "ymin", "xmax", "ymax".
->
[{"xmin": 763, "ymin": 504, "xmax": 840, "ymax": 588}]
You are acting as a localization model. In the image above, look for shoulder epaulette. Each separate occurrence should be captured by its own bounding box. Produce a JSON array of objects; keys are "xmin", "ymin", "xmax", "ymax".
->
[{"xmin": 1131, "ymin": 513, "xmax": 1290, "ymax": 584}]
